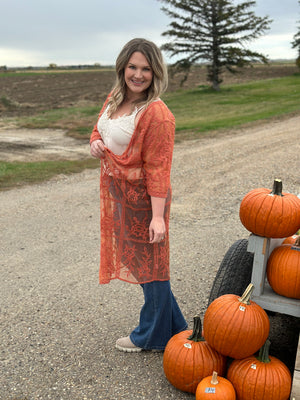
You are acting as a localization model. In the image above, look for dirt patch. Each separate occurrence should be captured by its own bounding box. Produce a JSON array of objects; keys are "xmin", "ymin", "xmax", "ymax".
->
[
  {"xmin": 0, "ymin": 70, "xmax": 115, "ymax": 117},
  {"xmin": 0, "ymin": 127, "xmax": 90, "ymax": 162}
]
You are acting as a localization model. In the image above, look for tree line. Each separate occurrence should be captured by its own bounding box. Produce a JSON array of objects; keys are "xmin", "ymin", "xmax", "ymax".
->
[{"xmin": 158, "ymin": 0, "xmax": 300, "ymax": 90}]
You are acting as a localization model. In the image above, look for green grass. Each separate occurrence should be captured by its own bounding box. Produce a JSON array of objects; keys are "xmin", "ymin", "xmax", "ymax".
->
[
  {"xmin": 163, "ymin": 74, "xmax": 300, "ymax": 138},
  {"xmin": 17, "ymin": 74, "xmax": 300, "ymax": 142},
  {"xmin": 0, "ymin": 67, "xmax": 114, "ymax": 78},
  {"xmin": 0, "ymin": 158, "xmax": 100, "ymax": 190},
  {"xmin": 19, "ymin": 105, "xmax": 100, "ymax": 138}
]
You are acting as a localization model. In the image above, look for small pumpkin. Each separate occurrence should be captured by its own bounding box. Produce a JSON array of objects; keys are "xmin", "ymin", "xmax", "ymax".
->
[
  {"xmin": 267, "ymin": 236, "xmax": 300, "ymax": 299},
  {"xmin": 203, "ymin": 284, "xmax": 270, "ymax": 359},
  {"xmin": 239, "ymin": 179, "xmax": 300, "ymax": 238},
  {"xmin": 196, "ymin": 371, "xmax": 236, "ymax": 400},
  {"xmin": 227, "ymin": 339, "xmax": 292, "ymax": 400},
  {"xmin": 282, "ymin": 234, "xmax": 299, "ymax": 245},
  {"xmin": 163, "ymin": 316, "xmax": 226, "ymax": 393}
]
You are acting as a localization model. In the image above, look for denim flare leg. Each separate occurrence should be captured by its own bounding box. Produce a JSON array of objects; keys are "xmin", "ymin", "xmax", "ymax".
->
[{"xmin": 130, "ymin": 280, "xmax": 188, "ymax": 350}]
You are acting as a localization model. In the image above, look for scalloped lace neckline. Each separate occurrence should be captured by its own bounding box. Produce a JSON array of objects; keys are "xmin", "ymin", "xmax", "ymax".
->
[{"xmin": 108, "ymin": 106, "xmax": 139, "ymax": 121}]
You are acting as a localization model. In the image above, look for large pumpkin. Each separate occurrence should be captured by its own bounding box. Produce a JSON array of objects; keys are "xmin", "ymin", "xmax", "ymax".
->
[
  {"xmin": 163, "ymin": 316, "xmax": 226, "ymax": 393},
  {"xmin": 267, "ymin": 237, "xmax": 300, "ymax": 299},
  {"xmin": 203, "ymin": 284, "xmax": 270, "ymax": 359},
  {"xmin": 227, "ymin": 339, "xmax": 292, "ymax": 400},
  {"xmin": 239, "ymin": 179, "xmax": 300, "ymax": 238},
  {"xmin": 196, "ymin": 371, "xmax": 236, "ymax": 400}
]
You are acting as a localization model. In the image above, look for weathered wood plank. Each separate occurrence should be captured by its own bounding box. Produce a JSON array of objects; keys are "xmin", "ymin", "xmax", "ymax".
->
[{"xmin": 247, "ymin": 234, "xmax": 300, "ymax": 317}]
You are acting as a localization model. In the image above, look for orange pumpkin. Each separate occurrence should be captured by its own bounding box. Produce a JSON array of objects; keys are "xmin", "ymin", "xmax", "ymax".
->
[
  {"xmin": 196, "ymin": 371, "xmax": 236, "ymax": 400},
  {"xmin": 163, "ymin": 316, "xmax": 226, "ymax": 393},
  {"xmin": 239, "ymin": 179, "xmax": 300, "ymax": 238},
  {"xmin": 282, "ymin": 234, "xmax": 299, "ymax": 245},
  {"xmin": 267, "ymin": 237, "xmax": 300, "ymax": 299},
  {"xmin": 203, "ymin": 284, "xmax": 270, "ymax": 359},
  {"xmin": 227, "ymin": 339, "xmax": 292, "ymax": 400}
]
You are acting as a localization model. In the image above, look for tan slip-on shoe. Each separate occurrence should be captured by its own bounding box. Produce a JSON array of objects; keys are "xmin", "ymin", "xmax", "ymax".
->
[{"xmin": 115, "ymin": 336, "xmax": 142, "ymax": 353}]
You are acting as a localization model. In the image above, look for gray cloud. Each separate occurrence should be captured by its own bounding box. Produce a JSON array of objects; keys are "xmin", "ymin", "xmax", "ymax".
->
[{"xmin": 0, "ymin": 0, "xmax": 299, "ymax": 66}]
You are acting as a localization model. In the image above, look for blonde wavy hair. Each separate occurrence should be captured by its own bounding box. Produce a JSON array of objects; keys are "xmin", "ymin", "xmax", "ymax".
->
[{"xmin": 107, "ymin": 38, "xmax": 168, "ymax": 115}]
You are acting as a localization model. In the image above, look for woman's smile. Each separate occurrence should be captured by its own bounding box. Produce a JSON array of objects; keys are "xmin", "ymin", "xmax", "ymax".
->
[
  {"xmin": 131, "ymin": 79, "xmax": 143, "ymax": 85},
  {"xmin": 124, "ymin": 51, "xmax": 153, "ymax": 99}
]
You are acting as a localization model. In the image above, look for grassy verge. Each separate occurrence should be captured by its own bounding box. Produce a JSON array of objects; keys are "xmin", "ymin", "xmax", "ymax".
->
[
  {"xmin": 0, "ymin": 158, "xmax": 100, "ymax": 191},
  {"xmin": 16, "ymin": 74, "xmax": 300, "ymax": 142},
  {"xmin": 164, "ymin": 74, "xmax": 300, "ymax": 140},
  {"xmin": 17, "ymin": 105, "xmax": 101, "ymax": 139}
]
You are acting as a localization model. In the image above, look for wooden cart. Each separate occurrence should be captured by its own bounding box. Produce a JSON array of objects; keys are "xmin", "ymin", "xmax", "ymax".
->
[{"xmin": 247, "ymin": 234, "xmax": 300, "ymax": 400}]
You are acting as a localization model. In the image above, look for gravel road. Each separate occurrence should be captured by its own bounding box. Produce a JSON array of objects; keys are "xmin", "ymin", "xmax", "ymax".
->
[{"xmin": 1, "ymin": 114, "xmax": 299, "ymax": 399}]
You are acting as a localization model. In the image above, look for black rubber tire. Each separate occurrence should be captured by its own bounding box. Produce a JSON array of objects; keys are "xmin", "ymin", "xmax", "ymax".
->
[
  {"xmin": 208, "ymin": 239, "xmax": 254, "ymax": 305},
  {"xmin": 268, "ymin": 312, "xmax": 300, "ymax": 374}
]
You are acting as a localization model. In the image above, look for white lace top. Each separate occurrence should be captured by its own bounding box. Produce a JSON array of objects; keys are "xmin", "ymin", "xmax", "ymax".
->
[{"xmin": 97, "ymin": 105, "xmax": 143, "ymax": 155}]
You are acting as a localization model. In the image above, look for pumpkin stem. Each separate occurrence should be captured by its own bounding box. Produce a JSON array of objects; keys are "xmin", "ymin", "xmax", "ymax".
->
[
  {"xmin": 211, "ymin": 371, "xmax": 219, "ymax": 385},
  {"xmin": 238, "ymin": 283, "xmax": 254, "ymax": 305},
  {"xmin": 256, "ymin": 339, "xmax": 271, "ymax": 363},
  {"xmin": 294, "ymin": 236, "xmax": 300, "ymax": 247},
  {"xmin": 270, "ymin": 179, "xmax": 283, "ymax": 196},
  {"xmin": 187, "ymin": 316, "xmax": 205, "ymax": 342}
]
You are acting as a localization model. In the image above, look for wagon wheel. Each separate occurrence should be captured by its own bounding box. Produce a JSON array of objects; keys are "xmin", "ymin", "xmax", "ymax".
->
[
  {"xmin": 268, "ymin": 313, "xmax": 300, "ymax": 374},
  {"xmin": 208, "ymin": 239, "xmax": 254, "ymax": 305},
  {"xmin": 208, "ymin": 238, "xmax": 299, "ymax": 374}
]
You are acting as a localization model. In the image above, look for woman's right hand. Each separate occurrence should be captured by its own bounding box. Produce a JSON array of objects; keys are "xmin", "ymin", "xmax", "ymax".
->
[{"xmin": 90, "ymin": 139, "xmax": 105, "ymax": 159}]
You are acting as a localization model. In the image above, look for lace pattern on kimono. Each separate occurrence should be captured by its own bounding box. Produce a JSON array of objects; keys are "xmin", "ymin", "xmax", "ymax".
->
[{"xmin": 91, "ymin": 98, "xmax": 175, "ymax": 284}]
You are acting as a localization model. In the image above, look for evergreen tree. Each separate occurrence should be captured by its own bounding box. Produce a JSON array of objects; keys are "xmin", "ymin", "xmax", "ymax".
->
[
  {"xmin": 159, "ymin": 0, "xmax": 272, "ymax": 90},
  {"xmin": 292, "ymin": 0, "xmax": 300, "ymax": 68}
]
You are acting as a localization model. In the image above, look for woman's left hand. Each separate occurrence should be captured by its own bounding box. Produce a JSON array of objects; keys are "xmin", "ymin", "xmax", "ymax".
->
[
  {"xmin": 90, "ymin": 139, "xmax": 105, "ymax": 159},
  {"xmin": 149, "ymin": 217, "xmax": 166, "ymax": 244}
]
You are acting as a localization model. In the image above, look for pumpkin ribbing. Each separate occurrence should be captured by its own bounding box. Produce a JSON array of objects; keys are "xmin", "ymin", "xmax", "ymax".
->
[{"xmin": 267, "ymin": 239, "xmax": 300, "ymax": 299}]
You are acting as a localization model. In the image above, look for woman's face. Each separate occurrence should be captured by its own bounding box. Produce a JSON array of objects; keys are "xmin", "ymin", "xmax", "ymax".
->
[{"xmin": 124, "ymin": 51, "xmax": 153, "ymax": 99}]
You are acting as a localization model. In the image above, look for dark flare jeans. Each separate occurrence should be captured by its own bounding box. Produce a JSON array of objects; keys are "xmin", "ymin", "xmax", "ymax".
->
[{"xmin": 130, "ymin": 280, "xmax": 187, "ymax": 350}]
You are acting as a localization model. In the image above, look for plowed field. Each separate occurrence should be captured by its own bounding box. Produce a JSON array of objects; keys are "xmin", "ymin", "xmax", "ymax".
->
[{"xmin": 0, "ymin": 64, "xmax": 298, "ymax": 117}]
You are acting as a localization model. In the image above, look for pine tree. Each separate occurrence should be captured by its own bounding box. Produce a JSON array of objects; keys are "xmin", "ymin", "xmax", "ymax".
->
[
  {"xmin": 292, "ymin": 0, "xmax": 300, "ymax": 68},
  {"xmin": 159, "ymin": 0, "xmax": 272, "ymax": 90}
]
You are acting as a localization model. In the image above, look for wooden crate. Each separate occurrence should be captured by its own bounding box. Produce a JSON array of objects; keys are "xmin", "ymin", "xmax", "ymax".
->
[
  {"xmin": 247, "ymin": 234, "xmax": 300, "ymax": 399},
  {"xmin": 247, "ymin": 234, "xmax": 300, "ymax": 318}
]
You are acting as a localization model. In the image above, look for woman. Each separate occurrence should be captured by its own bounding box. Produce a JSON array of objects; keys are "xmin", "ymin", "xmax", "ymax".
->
[{"xmin": 90, "ymin": 38, "xmax": 187, "ymax": 352}]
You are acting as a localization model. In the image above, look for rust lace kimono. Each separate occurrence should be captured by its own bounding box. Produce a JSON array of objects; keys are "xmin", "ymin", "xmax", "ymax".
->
[{"xmin": 90, "ymin": 96, "xmax": 175, "ymax": 284}]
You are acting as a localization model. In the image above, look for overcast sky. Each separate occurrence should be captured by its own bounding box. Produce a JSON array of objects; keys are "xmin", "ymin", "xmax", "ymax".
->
[{"xmin": 0, "ymin": 0, "xmax": 299, "ymax": 67}]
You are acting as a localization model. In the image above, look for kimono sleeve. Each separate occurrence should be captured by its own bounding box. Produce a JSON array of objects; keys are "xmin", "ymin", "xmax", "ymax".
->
[
  {"xmin": 142, "ymin": 109, "xmax": 175, "ymax": 198},
  {"xmin": 90, "ymin": 123, "xmax": 102, "ymax": 144},
  {"xmin": 90, "ymin": 93, "xmax": 112, "ymax": 144}
]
